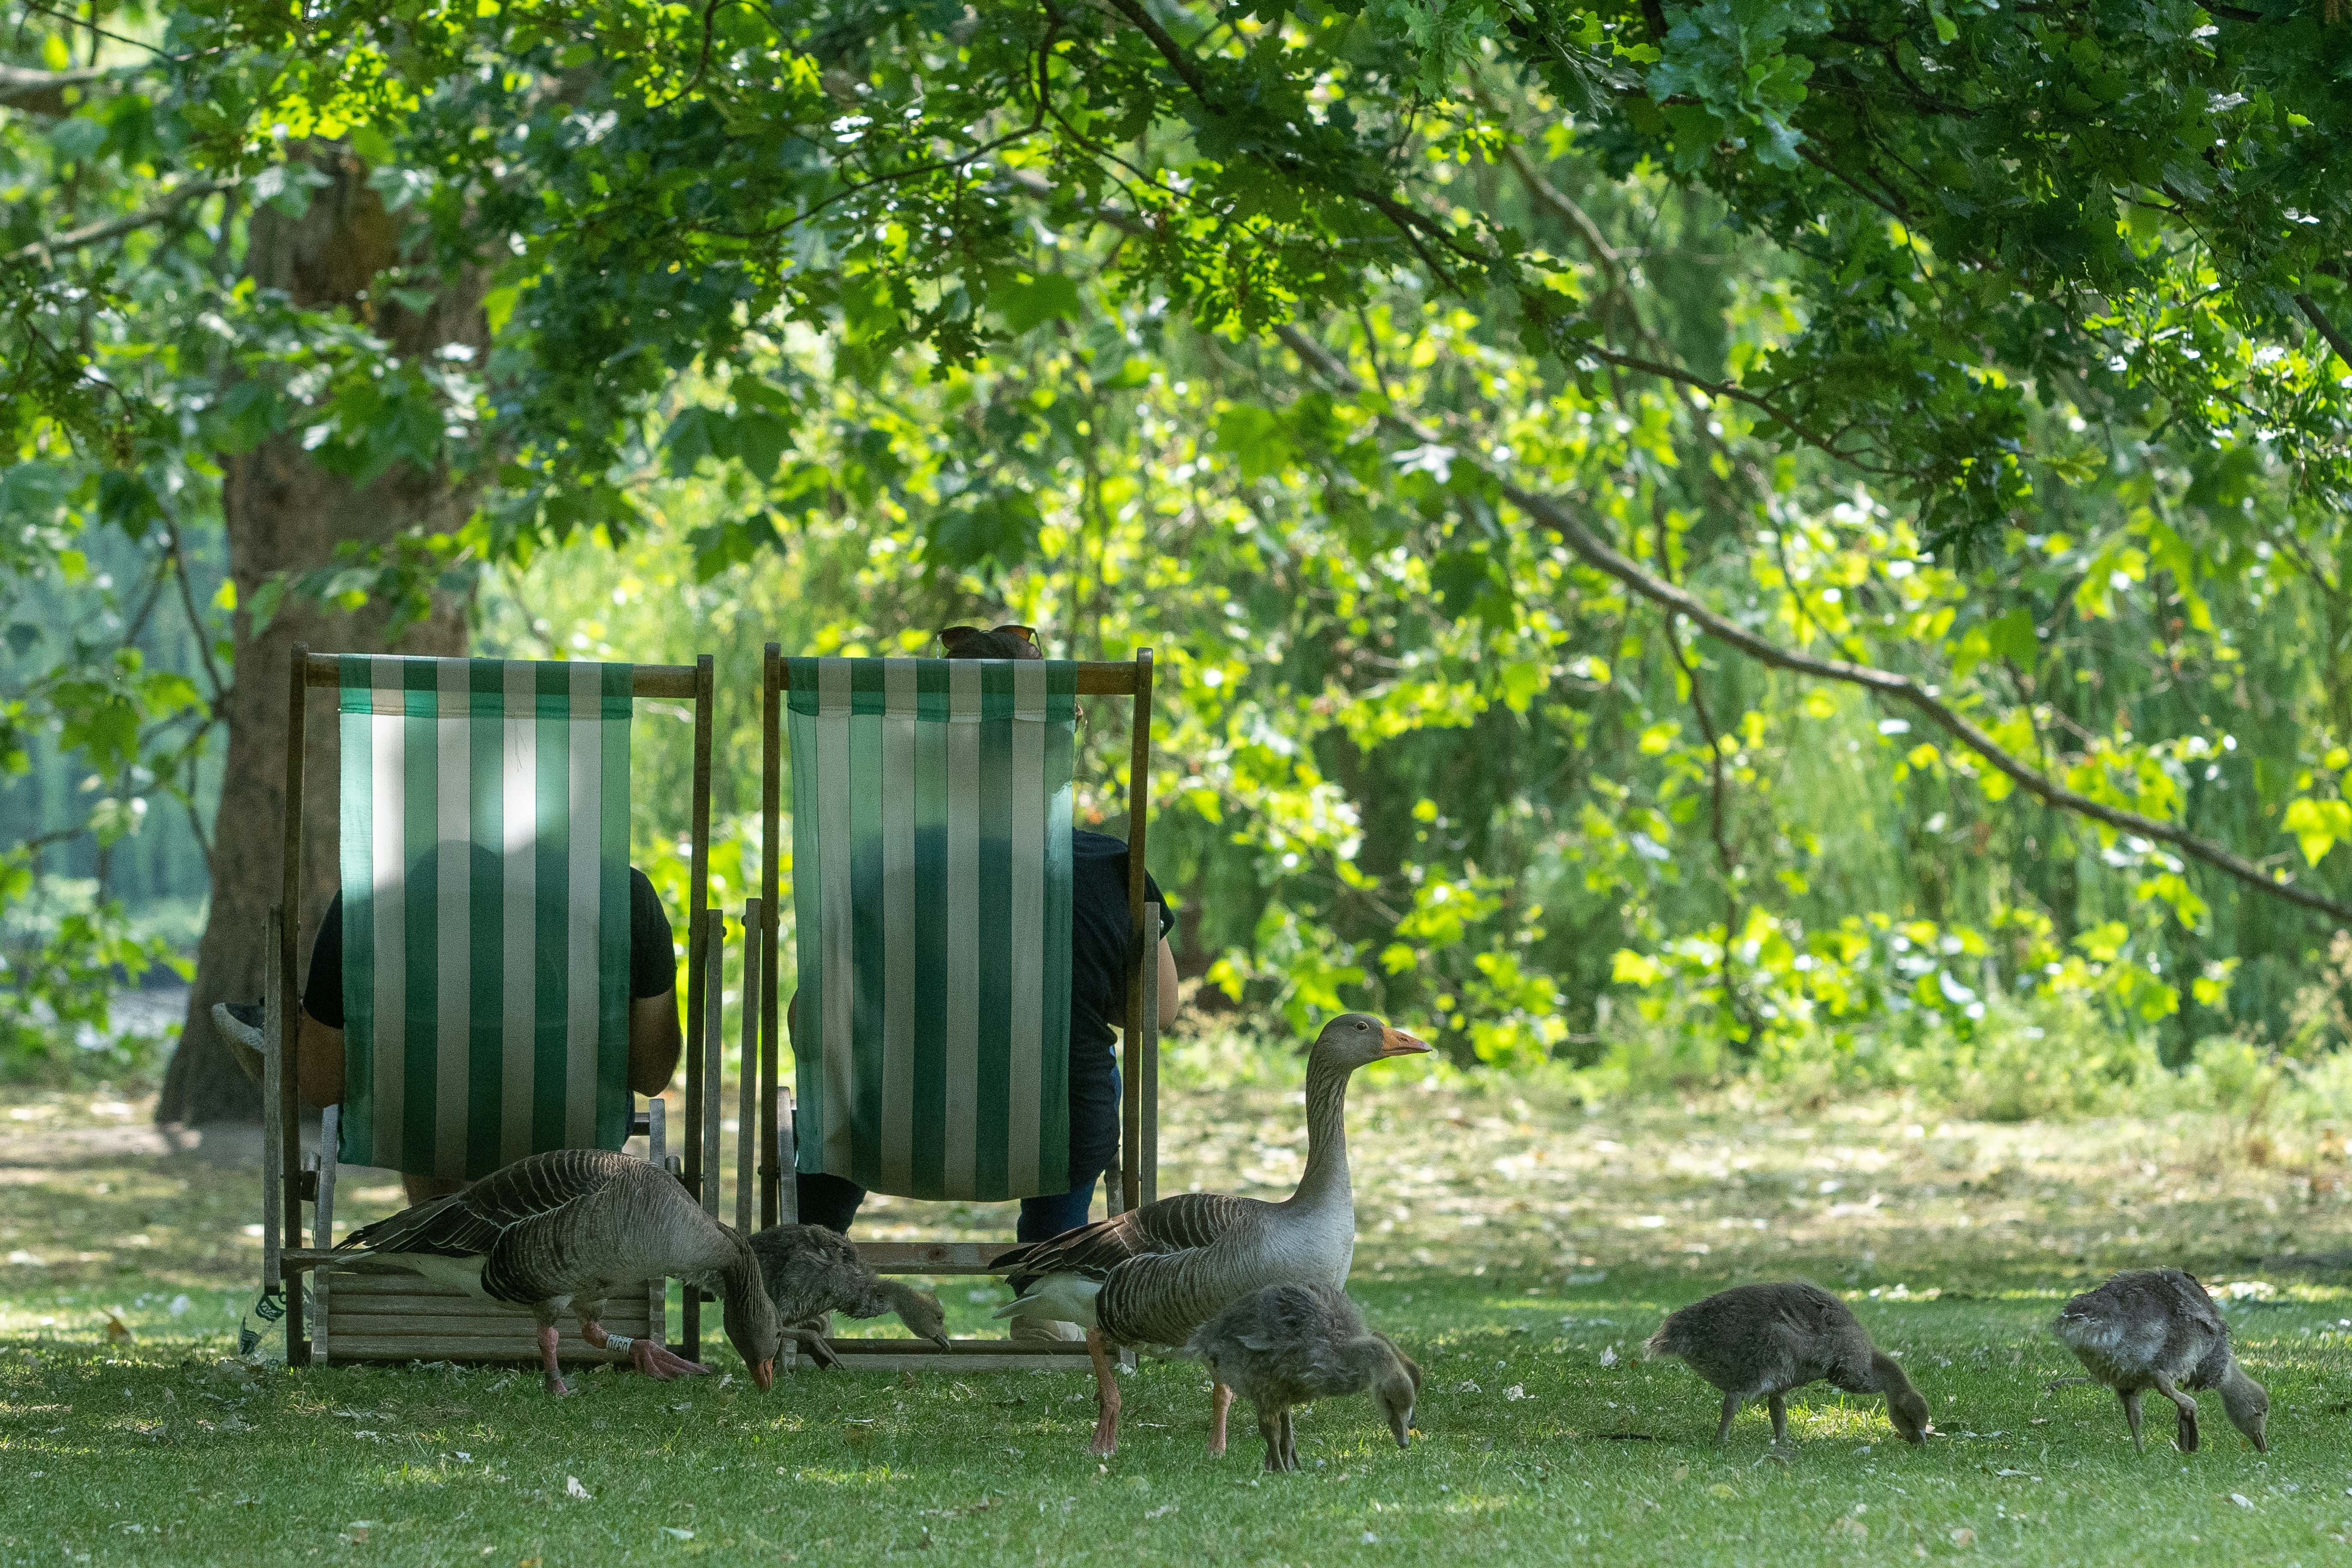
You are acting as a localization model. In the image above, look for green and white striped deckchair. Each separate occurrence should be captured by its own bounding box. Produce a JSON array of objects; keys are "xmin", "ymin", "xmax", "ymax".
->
[
  {"xmin": 782, "ymin": 656, "xmax": 1079, "ymax": 1202},
  {"xmin": 753, "ymin": 645, "xmax": 1160, "ymax": 1371},
  {"xmin": 334, "ymin": 656, "xmax": 636, "ymax": 1181},
  {"xmin": 266, "ymin": 647, "xmax": 727, "ymax": 1370}
]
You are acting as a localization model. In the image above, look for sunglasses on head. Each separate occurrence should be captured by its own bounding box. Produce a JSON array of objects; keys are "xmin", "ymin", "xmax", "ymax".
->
[{"xmin": 938, "ymin": 623, "xmax": 1039, "ymax": 650}]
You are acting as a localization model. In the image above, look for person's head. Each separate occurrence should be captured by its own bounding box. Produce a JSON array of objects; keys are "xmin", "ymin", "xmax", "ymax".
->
[{"xmin": 939, "ymin": 623, "xmax": 1040, "ymax": 660}]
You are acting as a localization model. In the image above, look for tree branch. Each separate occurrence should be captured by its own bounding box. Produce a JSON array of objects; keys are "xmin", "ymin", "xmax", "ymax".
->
[
  {"xmin": 160, "ymin": 509, "xmax": 229, "ymax": 706},
  {"xmin": 2296, "ymin": 292, "xmax": 2352, "ymax": 373},
  {"xmin": 1274, "ymin": 320, "xmax": 2352, "ymax": 929},
  {"xmin": 1655, "ymin": 500, "xmax": 1764, "ymax": 1045},
  {"xmin": 4, "ymin": 180, "xmax": 233, "ymax": 268},
  {"xmin": 0, "ymin": 62, "xmax": 137, "ymax": 112},
  {"xmin": 1501, "ymin": 142, "xmax": 1620, "ymax": 284}
]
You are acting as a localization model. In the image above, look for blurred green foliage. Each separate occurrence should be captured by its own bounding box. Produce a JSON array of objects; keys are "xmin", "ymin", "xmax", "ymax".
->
[{"xmin": 6, "ymin": 0, "xmax": 2352, "ymax": 1090}]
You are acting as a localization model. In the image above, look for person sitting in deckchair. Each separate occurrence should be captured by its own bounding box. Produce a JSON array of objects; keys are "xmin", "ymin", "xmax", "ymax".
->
[
  {"xmin": 289, "ymin": 844, "xmax": 682, "ymax": 1205},
  {"xmin": 790, "ymin": 624, "xmax": 1182, "ymax": 1313}
]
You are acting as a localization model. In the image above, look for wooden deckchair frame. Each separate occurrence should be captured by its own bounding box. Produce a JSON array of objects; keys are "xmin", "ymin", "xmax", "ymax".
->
[
  {"xmin": 264, "ymin": 646, "xmax": 725, "ymax": 1365},
  {"xmin": 756, "ymin": 646, "xmax": 1164, "ymax": 1372}
]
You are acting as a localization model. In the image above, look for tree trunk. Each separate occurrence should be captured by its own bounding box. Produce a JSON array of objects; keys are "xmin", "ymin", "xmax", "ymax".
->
[{"xmin": 158, "ymin": 148, "xmax": 486, "ymax": 1125}]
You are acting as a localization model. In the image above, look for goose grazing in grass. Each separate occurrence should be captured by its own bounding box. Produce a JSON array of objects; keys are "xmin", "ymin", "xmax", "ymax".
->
[
  {"xmin": 1646, "ymin": 1281, "xmax": 1932, "ymax": 1446},
  {"xmin": 991, "ymin": 1012, "xmax": 1430, "ymax": 1456},
  {"xmin": 746, "ymin": 1223, "xmax": 952, "ymax": 1366},
  {"xmin": 2053, "ymin": 1268, "xmax": 2269, "ymax": 1454},
  {"xmin": 337, "ymin": 1148, "xmax": 781, "ymax": 1395},
  {"xmin": 1185, "ymin": 1282, "xmax": 1421, "ymax": 1471}
]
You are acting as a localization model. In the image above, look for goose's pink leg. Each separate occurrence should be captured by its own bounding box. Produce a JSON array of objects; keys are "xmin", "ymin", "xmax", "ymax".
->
[
  {"xmin": 537, "ymin": 1323, "xmax": 571, "ymax": 1397},
  {"xmin": 579, "ymin": 1320, "xmax": 709, "ymax": 1382},
  {"xmin": 1208, "ymin": 1381, "xmax": 1234, "ymax": 1458},
  {"xmin": 1085, "ymin": 1329, "xmax": 1122, "ymax": 1457}
]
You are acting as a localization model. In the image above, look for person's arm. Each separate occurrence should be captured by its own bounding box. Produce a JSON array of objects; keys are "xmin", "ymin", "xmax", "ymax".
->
[
  {"xmin": 296, "ymin": 1013, "xmax": 345, "ymax": 1108},
  {"xmin": 628, "ymin": 989, "xmax": 683, "ymax": 1098},
  {"xmin": 1157, "ymin": 937, "xmax": 1179, "ymax": 1031}
]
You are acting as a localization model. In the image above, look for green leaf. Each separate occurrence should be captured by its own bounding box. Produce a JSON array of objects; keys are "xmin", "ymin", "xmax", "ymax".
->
[
  {"xmin": 1985, "ymin": 608, "xmax": 2037, "ymax": 663},
  {"xmin": 349, "ymin": 124, "xmax": 396, "ymax": 165},
  {"xmin": 483, "ymin": 284, "xmax": 522, "ymax": 336},
  {"xmin": 999, "ymin": 272, "xmax": 1083, "ymax": 335},
  {"xmin": 732, "ymin": 410, "xmax": 792, "ymax": 481},
  {"xmin": 2282, "ymin": 797, "xmax": 2351, "ymax": 867}
]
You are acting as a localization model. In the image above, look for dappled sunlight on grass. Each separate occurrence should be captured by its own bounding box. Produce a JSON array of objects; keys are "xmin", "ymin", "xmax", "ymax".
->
[{"xmin": 6, "ymin": 1072, "xmax": 2352, "ymax": 1562}]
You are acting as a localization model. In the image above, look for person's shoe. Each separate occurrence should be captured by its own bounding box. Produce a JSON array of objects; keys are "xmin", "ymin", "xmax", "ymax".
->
[
  {"xmin": 1009, "ymin": 1315, "xmax": 1087, "ymax": 1345},
  {"xmin": 210, "ymin": 1001, "xmax": 269, "ymax": 1087}
]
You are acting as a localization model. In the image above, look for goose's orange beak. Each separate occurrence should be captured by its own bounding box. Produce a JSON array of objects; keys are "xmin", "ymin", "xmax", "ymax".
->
[
  {"xmin": 1378, "ymin": 1027, "xmax": 1431, "ymax": 1058},
  {"xmin": 752, "ymin": 1358, "xmax": 775, "ymax": 1392}
]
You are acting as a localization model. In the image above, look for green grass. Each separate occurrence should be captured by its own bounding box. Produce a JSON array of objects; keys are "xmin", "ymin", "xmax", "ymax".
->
[{"xmin": 8, "ymin": 1069, "xmax": 2352, "ymax": 1565}]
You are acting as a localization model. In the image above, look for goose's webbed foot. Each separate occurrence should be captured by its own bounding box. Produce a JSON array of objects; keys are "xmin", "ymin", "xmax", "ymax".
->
[{"xmin": 580, "ymin": 1319, "xmax": 708, "ymax": 1381}]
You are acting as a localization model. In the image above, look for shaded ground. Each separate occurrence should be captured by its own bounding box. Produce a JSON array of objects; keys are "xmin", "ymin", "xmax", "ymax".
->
[{"xmin": 5, "ymin": 1067, "xmax": 2352, "ymax": 1564}]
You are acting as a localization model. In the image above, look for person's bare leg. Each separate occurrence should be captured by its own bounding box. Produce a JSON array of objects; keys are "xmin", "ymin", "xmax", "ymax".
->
[
  {"xmin": 1208, "ymin": 1380, "xmax": 1234, "ymax": 1457},
  {"xmin": 2122, "ymin": 1388, "xmax": 2145, "ymax": 1453},
  {"xmin": 1716, "ymin": 1393, "xmax": 1740, "ymax": 1445},
  {"xmin": 537, "ymin": 1323, "xmax": 570, "ymax": 1396},
  {"xmin": 1085, "ymin": 1329, "xmax": 1122, "ymax": 1456},
  {"xmin": 2152, "ymin": 1374, "xmax": 2198, "ymax": 1452},
  {"xmin": 579, "ymin": 1318, "xmax": 709, "ymax": 1380},
  {"xmin": 1767, "ymin": 1394, "xmax": 1789, "ymax": 1445}
]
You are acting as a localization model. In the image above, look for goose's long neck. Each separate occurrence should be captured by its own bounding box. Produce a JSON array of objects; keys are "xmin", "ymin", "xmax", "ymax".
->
[
  {"xmin": 1289, "ymin": 1060, "xmax": 1356, "ymax": 1209},
  {"xmin": 708, "ymin": 1233, "xmax": 771, "ymax": 1328}
]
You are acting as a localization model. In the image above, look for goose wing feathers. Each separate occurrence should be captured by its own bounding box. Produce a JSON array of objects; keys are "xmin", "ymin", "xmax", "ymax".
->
[
  {"xmin": 992, "ymin": 1191, "xmax": 1261, "ymax": 1279},
  {"xmin": 337, "ymin": 1148, "xmax": 637, "ymax": 1260}
]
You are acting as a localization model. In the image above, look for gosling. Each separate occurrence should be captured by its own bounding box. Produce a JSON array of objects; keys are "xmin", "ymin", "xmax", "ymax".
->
[
  {"xmin": 2053, "ymin": 1268, "xmax": 2268, "ymax": 1454},
  {"xmin": 1185, "ymin": 1282, "xmax": 1422, "ymax": 1472},
  {"xmin": 1646, "ymin": 1281, "xmax": 1932, "ymax": 1446}
]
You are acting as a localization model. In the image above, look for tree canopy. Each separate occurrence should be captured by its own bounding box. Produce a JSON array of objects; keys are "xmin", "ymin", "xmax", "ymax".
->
[{"xmin": 6, "ymin": 0, "xmax": 2352, "ymax": 1088}]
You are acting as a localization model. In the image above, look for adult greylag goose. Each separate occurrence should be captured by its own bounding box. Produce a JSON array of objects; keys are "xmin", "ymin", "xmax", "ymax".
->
[
  {"xmin": 1646, "ymin": 1281, "xmax": 1932, "ymax": 1446},
  {"xmin": 991, "ymin": 1012, "xmax": 1429, "ymax": 1455},
  {"xmin": 1186, "ymin": 1282, "xmax": 1421, "ymax": 1471},
  {"xmin": 2054, "ymin": 1268, "xmax": 2269, "ymax": 1453},
  {"xmin": 747, "ymin": 1223, "xmax": 951, "ymax": 1365},
  {"xmin": 336, "ymin": 1147, "xmax": 782, "ymax": 1395}
]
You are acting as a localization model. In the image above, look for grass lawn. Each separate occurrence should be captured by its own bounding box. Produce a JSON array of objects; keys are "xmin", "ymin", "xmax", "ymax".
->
[{"xmin": 7, "ymin": 1066, "xmax": 2352, "ymax": 1565}]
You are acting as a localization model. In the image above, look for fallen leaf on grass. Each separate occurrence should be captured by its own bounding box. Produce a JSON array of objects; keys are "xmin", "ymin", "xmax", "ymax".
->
[
  {"xmin": 103, "ymin": 1308, "xmax": 135, "ymax": 1344},
  {"xmin": 1145, "ymin": 1505, "xmax": 1178, "ymax": 1520},
  {"xmin": 565, "ymin": 1476, "xmax": 592, "ymax": 1500},
  {"xmin": 2230, "ymin": 1494, "xmax": 2254, "ymax": 1509},
  {"xmin": 1949, "ymin": 1528, "xmax": 1976, "ymax": 1548},
  {"xmin": 659, "ymin": 1527, "xmax": 694, "ymax": 1540}
]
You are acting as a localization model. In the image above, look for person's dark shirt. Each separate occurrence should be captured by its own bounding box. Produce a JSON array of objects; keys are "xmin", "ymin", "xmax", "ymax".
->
[
  {"xmin": 1067, "ymin": 830, "xmax": 1174, "ymax": 1178},
  {"xmin": 302, "ymin": 867, "xmax": 677, "ymax": 1028}
]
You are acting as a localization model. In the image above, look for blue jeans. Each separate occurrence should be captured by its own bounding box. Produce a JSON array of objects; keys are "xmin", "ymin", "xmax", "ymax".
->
[{"xmin": 795, "ymin": 1167, "xmax": 1104, "ymax": 1243}]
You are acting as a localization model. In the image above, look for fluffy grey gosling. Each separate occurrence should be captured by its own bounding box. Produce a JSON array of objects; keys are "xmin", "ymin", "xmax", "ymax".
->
[
  {"xmin": 1186, "ymin": 1283, "xmax": 1421, "ymax": 1472},
  {"xmin": 2053, "ymin": 1268, "xmax": 2269, "ymax": 1454},
  {"xmin": 1646, "ymin": 1281, "xmax": 1932, "ymax": 1446},
  {"xmin": 745, "ymin": 1223, "xmax": 951, "ymax": 1365}
]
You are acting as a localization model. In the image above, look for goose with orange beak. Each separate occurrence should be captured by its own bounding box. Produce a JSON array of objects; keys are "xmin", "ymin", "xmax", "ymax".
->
[{"xmin": 994, "ymin": 1013, "xmax": 1430, "ymax": 1456}]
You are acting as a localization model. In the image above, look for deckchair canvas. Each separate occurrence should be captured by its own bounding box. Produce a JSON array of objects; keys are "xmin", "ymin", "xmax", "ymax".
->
[
  {"xmin": 756, "ymin": 644, "xmax": 1161, "ymax": 1374},
  {"xmin": 784, "ymin": 656, "xmax": 1078, "ymax": 1203},
  {"xmin": 334, "ymin": 656, "xmax": 635, "ymax": 1181}
]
